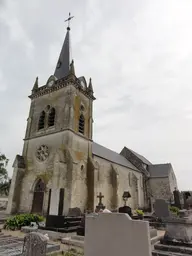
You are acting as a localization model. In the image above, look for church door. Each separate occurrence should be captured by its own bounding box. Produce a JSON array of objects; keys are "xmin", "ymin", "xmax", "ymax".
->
[{"xmin": 31, "ymin": 179, "xmax": 45, "ymax": 214}]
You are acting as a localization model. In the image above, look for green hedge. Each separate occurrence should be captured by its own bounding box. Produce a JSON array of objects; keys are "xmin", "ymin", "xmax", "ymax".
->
[{"xmin": 4, "ymin": 213, "xmax": 44, "ymax": 231}]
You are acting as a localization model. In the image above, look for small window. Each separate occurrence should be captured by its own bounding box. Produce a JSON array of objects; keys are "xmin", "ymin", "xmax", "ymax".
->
[
  {"xmin": 80, "ymin": 105, "xmax": 85, "ymax": 111},
  {"xmin": 38, "ymin": 111, "xmax": 45, "ymax": 130},
  {"xmin": 79, "ymin": 114, "xmax": 85, "ymax": 134},
  {"xmin": 48, "ymin": 108, "xmax": 55, "ymax": 127}
]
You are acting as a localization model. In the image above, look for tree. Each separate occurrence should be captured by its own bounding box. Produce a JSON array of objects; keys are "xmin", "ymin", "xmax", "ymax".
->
[
  {"xmin": 0, "ymin": 179, "xmax": 11, "ymax": 196},
  {"xmin": 0, "ymin": 153, "xmax": 10, "ymax": 195}
]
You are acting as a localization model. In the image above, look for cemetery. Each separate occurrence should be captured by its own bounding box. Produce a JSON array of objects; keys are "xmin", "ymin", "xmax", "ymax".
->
[{"xmin": 0, "ymin": 188, "xmax": 191, "ymax": 255}]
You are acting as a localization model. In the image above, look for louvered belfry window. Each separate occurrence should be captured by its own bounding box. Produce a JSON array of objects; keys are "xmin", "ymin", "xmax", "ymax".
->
[
  {"xmin": 38, "ymin": 111, "xmax": 45, "ymax": 130},
  {"xmin": 79, "ymin": 114, "xmax": 85, "ymax": 134},
  {"xmin": 48, "ymin": 108, "xmax": 55, "ymax": 127}
]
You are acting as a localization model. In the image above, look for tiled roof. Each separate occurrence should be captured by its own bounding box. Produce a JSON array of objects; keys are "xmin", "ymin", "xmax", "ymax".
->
[{"xmin": 92, "ymin": 142, "xmax": 139, "ymax": 171}]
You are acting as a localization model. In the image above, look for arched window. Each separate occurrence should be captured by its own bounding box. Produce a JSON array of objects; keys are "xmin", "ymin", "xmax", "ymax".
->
[
  {"xmin": 79, "ymin": 114, "xmax": 85, "ymax": 134},
  {"xmin": 48, "ymin": 108, "xmax": 55, "ymax": 127},
  {"xmin": 38, "ymin": 111, "xmax": 45, "ymax": 130},
  {"xmin": 34, "ymin": 179, "xmax": 45, "ymax": 192}
]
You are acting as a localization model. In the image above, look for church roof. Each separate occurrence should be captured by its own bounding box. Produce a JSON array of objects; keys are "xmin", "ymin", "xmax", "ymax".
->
[
  {"xmin": 125, "ymin": 147, "xmax": 152, "ymax": 165},
  {"xmin": 148, "ymin": 163, "xmax": 172, "ymax": 178},
  {"xmin": 92, "ymin": 142, "xmax": 139, "ymax": 171},
  {"xmin": 54, "ymin": 27, "xmax": 70, "ymax": 79}
]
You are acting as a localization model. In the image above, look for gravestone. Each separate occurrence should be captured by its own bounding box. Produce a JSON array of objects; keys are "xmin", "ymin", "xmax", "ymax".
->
[
  {"xmin": 154, "ymin": 199, "xmax": 170, "ymax": 218},
  {"xmin": 183, "ymin": 191, "xmax": 191, "ymax": 209},
  {"xmin": 0, "ymin": 232, "xmax": 60, "ymax": 256},
  {"xmin": 49, "ymin": 188, "xmax": 65, "ymax": 215},
  {"xmin": 152, "ymin": 209, "xmax": 192, "ymax": 255},
  {"xmin": 118, "ymin": 206, "xmax": 132, "ymax": 217},
  {"xmin": 173, "ymin": 188, "xmax": 181, "ymax": 209},
  {"xmin": 22, "ymin": 232, "xmax": 47, "ymax": 256},
  {"xmin": 84, "ymin": 213, "xmax": 151, "ymax": 256},
  {"xmin": 68, "ymin": 207, "xmax": 82, "ymax": 217},
  {"xmin": 95, "ymin": 192, "xmax": 105, "ymax": 211}
]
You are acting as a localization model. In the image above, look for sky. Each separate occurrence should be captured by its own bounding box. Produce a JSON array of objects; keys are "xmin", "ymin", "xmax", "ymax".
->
[{"xmin": 0, "ymin": 0, "xmax": 192, "ymax": 190}]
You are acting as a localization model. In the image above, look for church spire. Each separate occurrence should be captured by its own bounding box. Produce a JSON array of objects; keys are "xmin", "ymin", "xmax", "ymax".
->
[{"xmin": 54, "ymin": 13, "xmax": 74, "ymax": 80}]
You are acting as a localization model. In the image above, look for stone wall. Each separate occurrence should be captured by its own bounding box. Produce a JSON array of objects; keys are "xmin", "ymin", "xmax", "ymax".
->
[
  {"xmin": 149, "ymin": 177, "xmax": 172, "ymax": 204},
  {"xmin": 168, "ymin": 168, "xmax": 178, "ymax": 193},
  {"xmin": 19, "ymin": 129, "xmax": 91, "ymax": 214},
  {"xmin": 93, "ymin": 156, "xmax": 145, "ymax": 210}
]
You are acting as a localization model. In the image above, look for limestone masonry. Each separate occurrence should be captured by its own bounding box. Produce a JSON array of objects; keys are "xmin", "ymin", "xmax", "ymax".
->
[{"xmin": 7, "ymin": 24, "xmax": 178, "ymax": 215}]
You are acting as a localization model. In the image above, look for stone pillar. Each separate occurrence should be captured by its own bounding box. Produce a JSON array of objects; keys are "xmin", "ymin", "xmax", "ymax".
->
[{"xmin": 7, "ymin": 155, "xmax": 25, "ymax": 214}]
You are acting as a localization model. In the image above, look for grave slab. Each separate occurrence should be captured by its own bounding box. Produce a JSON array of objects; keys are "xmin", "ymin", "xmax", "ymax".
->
[
  {"xmin": 84, "ymin": 213, "xmax": 151, "ymax": 256},
  {"xmin": 62, "ymin": 228, "xmax": 160, "ymax": 248}
]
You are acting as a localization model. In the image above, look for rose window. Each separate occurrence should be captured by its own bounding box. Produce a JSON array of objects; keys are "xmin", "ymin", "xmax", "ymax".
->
[{"xmin": 36, "ymin": 145, "xmax": 49, "ymax": 162}]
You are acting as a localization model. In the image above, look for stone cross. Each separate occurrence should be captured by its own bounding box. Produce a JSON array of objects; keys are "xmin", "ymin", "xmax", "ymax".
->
[
  {"xmin": 97, "ymin": 192, "xmax": 104, "ymax": 205},
  {"xmin": 22, "ymin": 232, "xmax": 48, "ymax": 256}
]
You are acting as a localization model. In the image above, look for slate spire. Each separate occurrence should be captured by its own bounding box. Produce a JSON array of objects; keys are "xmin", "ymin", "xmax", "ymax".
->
[{"xmin": 54, "ymin": 27, "xmax": 71, "ymax": 79}]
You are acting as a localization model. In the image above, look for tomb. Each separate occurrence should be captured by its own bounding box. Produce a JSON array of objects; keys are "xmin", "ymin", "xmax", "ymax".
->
[
  {"xmin": 63, "ymin": 212, "xmax": 160, "ymax": 250},
  {"xmin": 39, "ymin": 188, "xmax": 82, "ymax": 233},
  {"xmin": 84, "ymin": 213, "xmax": 151, "ymax": 256},
  {"xmin": 0, "ymin": 232, "xmax": 60, "ymax": 256},
  {"xmin": 152, "ymin": 209, "xmax": 192, "ymax": 256}
]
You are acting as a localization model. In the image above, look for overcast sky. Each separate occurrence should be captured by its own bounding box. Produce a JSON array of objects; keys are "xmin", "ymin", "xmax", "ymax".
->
[{"xmin": 1, "ymin": 0, "xmax": 192, "ymax": 190}]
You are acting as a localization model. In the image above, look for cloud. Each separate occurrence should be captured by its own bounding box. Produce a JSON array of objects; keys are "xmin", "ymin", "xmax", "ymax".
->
[{"xmin": 1, "ymin": 0, "xmax": 192, "ymax": 190}]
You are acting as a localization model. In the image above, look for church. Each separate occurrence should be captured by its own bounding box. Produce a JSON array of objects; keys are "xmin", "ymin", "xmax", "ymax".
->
[{"xmin": 7, "ymin": 21, "xmax": 178, "ymax": 216}]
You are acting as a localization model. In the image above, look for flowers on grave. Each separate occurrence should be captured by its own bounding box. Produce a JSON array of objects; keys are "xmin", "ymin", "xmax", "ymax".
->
[{"xmin": 136, "ymin": 209, "xmax": 144, "ymax": 216}]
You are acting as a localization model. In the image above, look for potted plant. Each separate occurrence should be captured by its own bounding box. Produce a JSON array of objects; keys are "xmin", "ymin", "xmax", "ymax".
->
[{"xmin": 136, "ymin": 209, "xmax": 144, "ymax": 220}]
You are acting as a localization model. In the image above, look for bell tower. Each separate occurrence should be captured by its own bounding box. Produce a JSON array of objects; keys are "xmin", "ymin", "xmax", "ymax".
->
[{"xmin": 7, "ymin": 15, "xmax": 96, "ymax": 215}]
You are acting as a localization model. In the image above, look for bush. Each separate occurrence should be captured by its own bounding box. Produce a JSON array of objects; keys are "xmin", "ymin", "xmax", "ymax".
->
[
  {"xmin": 4, "ymin": 213, "xmax": 44, "ymax": 231},
  {"xmin": 169, "ymin": 206, "xmax": 179, "ymax": 216},
  {"xmin": 136, "ymin": 209, "xmax": 144, "ymax": 216}
]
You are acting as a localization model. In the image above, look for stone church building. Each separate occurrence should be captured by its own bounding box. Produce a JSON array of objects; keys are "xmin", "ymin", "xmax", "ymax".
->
[{"xmin": 7, "ymin": 24, "xmax": 178, "ymax": 216}]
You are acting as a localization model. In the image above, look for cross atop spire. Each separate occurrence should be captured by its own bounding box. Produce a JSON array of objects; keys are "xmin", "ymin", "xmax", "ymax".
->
[
  {"xmin": 65, "ymin": 12, "xmax": 74, "ymax": 31},
  {"xmin": 54, "ymin": 13, "xmax": 74, "ymax": 80}
]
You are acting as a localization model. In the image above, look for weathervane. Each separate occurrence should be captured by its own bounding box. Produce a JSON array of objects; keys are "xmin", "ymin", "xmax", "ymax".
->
[{"xmin": 65, "ymin": 12, "xmax": 74, "ymax": 30}]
